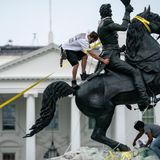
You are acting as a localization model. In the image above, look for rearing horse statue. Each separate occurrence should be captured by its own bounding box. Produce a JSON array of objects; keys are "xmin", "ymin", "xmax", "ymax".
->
[{"xmin": 24, "ymin": 7, "xmax": 160, "ymax": 151}]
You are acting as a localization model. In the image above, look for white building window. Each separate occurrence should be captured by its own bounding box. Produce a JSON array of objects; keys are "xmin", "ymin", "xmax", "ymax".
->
[
  {"xmin": 142, "ymin": 108, "xmax": 154, "ymax": 124},
  {"xmin": 2, "ymin": 105, "xmax": 16, "ymax": 130},
  {"xmin": 3, "ymin": 153, "xmax": 15, "ymax": 160}
]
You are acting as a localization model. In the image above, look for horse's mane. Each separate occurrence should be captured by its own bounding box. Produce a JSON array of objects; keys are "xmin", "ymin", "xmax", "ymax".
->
[{"xmin": 126, "ymin": 7, "xmax": 159, "ymax": 57}]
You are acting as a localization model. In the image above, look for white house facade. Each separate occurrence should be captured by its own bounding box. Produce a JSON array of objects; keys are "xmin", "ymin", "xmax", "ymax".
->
[{"xmin": 0, "ymin": 42, "xmax": 159, "ymax": 160}]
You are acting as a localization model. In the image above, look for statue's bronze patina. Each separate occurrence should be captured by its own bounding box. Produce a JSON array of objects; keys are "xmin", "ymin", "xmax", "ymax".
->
[{"xmin": 24, "ymin": 6, "xmax": 160, "ymax": 151}]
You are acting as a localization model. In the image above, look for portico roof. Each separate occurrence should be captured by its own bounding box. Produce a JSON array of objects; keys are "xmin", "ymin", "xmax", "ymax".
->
[{"xmin": 0, "ymin": 43, "xmax": 95, "ymax": 81}]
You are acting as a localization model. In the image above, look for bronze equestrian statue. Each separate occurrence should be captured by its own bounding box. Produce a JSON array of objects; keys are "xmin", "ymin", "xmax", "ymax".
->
[
  {"xmin": 90, "ymin": 3, "xmax": 150, "ymax": 108},
  {"xmin": 24, "ymin": 5, "xmax": 160, "ymax": 151}
]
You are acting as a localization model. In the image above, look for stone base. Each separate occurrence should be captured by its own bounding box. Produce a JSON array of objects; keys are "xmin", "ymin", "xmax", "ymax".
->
[{"xmin": 49, "ymin": 147, "xmax": 159, "ymax": 160}]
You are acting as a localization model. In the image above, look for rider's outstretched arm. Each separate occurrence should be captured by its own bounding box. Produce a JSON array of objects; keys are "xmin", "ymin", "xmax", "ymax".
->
[{"xmin": 107, "ymin": 5, "xmax": 134, "ymax": 31}]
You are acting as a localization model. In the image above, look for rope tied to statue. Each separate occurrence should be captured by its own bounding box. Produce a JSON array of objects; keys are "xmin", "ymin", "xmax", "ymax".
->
[{"xmin": 134, "ymin": 16, "xmax": 151, "ymax": 33}]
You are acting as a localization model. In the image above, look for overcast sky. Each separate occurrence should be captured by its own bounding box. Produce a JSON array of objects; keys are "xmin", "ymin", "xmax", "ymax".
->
[{"xmin": 0, "ymin": 0, "xmax": 159, "ymax": 46}]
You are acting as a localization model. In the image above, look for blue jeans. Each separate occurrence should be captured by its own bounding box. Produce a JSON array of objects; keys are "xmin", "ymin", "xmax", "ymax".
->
[{"xmin": 150, "ymin": 135, "xmax": 160, "ymax": 158}]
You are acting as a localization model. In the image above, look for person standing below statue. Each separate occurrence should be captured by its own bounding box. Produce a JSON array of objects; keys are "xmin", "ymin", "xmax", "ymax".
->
[
  {"xmin": 61, "ymin": 31, "xmax": 109, "ymax": 88},
  {"xmin": 92, "ymin": 3, "xmax": 150, "ymax": 107},
  {"xmin": 133, "ymin": 121, "xmax": 160, "ymax": 158}
]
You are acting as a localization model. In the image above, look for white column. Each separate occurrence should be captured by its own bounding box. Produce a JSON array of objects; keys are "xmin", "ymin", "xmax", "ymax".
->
[
  {"xmin": 155, "ymin": 102, "xmax": 160, "ymax": 124},
  {"xmin": 70, "ymin": 96, "xmax": 80, "ymax": 151},
  {"xmin": 25, "ymin": 93, "xmax": 38, "ymax": 160},
  {"xmin": 114, "ymin": 105, "xmax": 126, "ymax": 144}
]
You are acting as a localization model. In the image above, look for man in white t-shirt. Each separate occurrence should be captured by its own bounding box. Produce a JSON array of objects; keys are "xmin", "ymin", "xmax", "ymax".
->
[{"xmin": 61, "ymin": 31, "xmax": 109, "ymax": 88}]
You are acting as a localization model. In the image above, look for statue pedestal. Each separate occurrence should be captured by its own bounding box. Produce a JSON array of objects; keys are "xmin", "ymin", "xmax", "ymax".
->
[
  {"xmin": 50, "ymin": 147, "xmax": 105, "ymax": 160},
  {"xmin": 49, "ymin": 147, "xmax": 159, "ymax": 160}
]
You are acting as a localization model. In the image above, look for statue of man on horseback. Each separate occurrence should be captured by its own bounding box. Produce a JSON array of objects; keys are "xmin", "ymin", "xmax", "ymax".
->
[
  {"xmin": 24, "ymin": 0, "xmax": 160, "ymax": 153},
  {"xmin": 91, "ymin": 1, "xmax": 150, "ymax": 108}
]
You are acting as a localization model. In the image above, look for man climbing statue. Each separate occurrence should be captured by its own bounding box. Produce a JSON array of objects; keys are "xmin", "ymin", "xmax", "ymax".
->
[
  {"xmin": 61, "ymin": 31, "xmax": 109, "ymax": 88},
  {"xmin": 90, "ymin": 2, "xmax": 150, "ymax": 107}
]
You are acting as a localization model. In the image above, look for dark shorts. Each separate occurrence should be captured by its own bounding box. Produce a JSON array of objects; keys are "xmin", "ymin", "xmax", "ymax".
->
[{"xmin": 65, "ymin": 50, "xmax": 86, "ymax": 66}]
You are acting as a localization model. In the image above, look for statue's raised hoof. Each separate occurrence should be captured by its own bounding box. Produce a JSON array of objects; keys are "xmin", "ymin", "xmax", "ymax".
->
[{"xmin": 117, "ymin": 144, "xmax": 131, "ymax": 151}]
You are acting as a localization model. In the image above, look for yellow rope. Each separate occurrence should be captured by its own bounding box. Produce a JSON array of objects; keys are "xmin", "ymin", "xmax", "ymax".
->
[
  {"xmin": 104, "ymin": 150, "xmax": 132, "ymax": 160},
  {"xmin": 0, "ymin": 73, "xmax": 54, "ymax": 109},
  {"xmin": 90, "ymin": 41, "xmax": 102, "ymax": 49},
  {"xmin": 83, "ymin": 40, "xmax": 102, "ymax": 54},
  {"xmin": 134, "ymin": 16, "xmax": 151, "ymax": 33},
  {"xmin": 0, "ymin": 41, "xmax": 101, "ymax": 109}
]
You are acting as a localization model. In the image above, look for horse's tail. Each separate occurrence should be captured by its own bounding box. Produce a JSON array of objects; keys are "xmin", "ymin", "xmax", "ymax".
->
[{"xmin": 23, "ymin": 81, "xmax": 75, "ymax": 138}]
